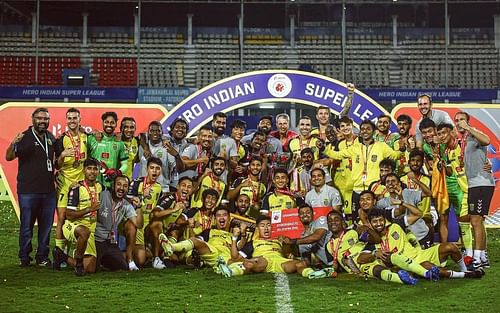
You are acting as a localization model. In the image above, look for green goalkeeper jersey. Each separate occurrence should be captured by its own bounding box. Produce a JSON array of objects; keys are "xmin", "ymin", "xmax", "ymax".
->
[{"xmin": 88, "ymin": 134, "xmax": 128, "ymax": 187}]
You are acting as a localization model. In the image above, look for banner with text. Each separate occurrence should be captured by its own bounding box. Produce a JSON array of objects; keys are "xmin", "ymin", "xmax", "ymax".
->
[
  {"xmin": 365, "ymin": 88, "xmax": 498, "ymax": 102},
  {"xmin": 0, "ymin": 87, "xmax": 137, "ymax": 101},
  {"xmin": 163, "ymin": 70, "xmax": 397, "ymax": 135},
  {"xmin": 271, "ymin": 207, "xmax": 332, "ymax": 239}
]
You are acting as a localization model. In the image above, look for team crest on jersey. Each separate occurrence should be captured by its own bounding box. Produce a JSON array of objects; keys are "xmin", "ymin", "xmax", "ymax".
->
[
  {"xmin": 112, "ymin": 143, "xmax": 117, "ymax": 150},
  {"xmin": 355, "ymin": 156, "xmax": 360, "ymax": 163},
  {"xmin": 47, "ymin": 139, "xmax": 52, "ymax": 145},
  {"xmin": 371, "ymin": 155, "xmax": 378, "ymax": 162},
  {"xmin": 286, "ymin": 202, "xmax": 292, "ymax": 208},
  {"xmin": 323, "ymin": 199, "xmax": 329, "ymax": 206},
  {"xmin": 348, "ymin": 238, "xmax": 355, "ymax": 246},
  {"xmin": 157, "ymin": 151, "xmax": 163, "ymax": 158},
  {"xmin": 131, "ymin": 146, "xmax": 138, "ymax": 154},
  {"xmin": 391, "ymin": 231, "xmax": 399, "ymax": 240}
]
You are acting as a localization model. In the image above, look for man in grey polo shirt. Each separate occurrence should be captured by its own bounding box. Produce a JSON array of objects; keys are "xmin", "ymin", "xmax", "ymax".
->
[
  {"xmin": 281, "ymin": 204, "xmax": 331, "ymax": 267},
  {"xmin": 94, "ymin": 175, "xmax": 138, "ymax": 271},
  {"xmin": 305, "ymin": 167, "xmax": 342, "ymax": 212},
  {"xmin": 455, "ymin": 111, "xmax": 495, "ymax": 269},
  {"xmin": 414, "ymin": 94, "xmax": 454, "ymax": 148}
]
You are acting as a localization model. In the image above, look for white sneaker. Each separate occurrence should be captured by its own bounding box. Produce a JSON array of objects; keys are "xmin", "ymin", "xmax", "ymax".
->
[
  {"xmin": 153, "ymin": 257, "xmax": 166, "ymax": 270},
  {"xmin": 128, "ymin": 260, "xmax": 139, "ymax": 271}
]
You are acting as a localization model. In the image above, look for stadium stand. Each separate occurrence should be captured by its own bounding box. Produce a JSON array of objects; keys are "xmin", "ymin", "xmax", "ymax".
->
[{"xmin": 0, "ymin": 27, "xmax": 498, "ymax": 88}]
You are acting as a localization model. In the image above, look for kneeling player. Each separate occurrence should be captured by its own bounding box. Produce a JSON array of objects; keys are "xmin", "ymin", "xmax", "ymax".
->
[{"xmin": 56, "ymin": 159, "xmax": 103, "ymax": 276}]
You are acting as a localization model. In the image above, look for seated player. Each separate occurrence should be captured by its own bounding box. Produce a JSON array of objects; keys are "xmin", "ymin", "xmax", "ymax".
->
[
  {"xmin": 318, "ymin": 210, "xmax": 420, "ymax": 285},
  {"xmin": 261, "ymin": 168, "xmax": 301, "ymax": 215},
  {"xmin": 367, "ymin": 209, "xmax": 484, "ymax": 280},
  {"xmin": 148, "ymin": 176, "xmax": 194, "ymax": 268},
  {"xmin": 160, "ymin": 207, "xmax": 247, "ymax": 274},
  {"xmin": 281, "ymin": 205, "xmax": 331, "ymax": 267},
  {"xmin": 236, "ymin": 215, "xmax": 317, "ymax": 278},
  {"xmin": 59, "ymin": 158, "xmax": 103, "ymax": 276},
  {"xmin": 126, "ymin": 157, "xmax": 163, "ymax": 269}
]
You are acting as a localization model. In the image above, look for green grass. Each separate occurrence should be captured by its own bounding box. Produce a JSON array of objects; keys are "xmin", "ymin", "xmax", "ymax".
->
[{"xmin": 0, "ymin": 201, "xmax": 499, "ymax": 313}]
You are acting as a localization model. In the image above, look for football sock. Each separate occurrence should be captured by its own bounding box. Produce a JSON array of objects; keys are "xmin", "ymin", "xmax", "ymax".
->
[
  {"xmin": 55, "ymin": 239, "xmax": 65, "ymax": 250},
  {"xmin": 473, "ymin": 250, "xmax": 482, "ymax": 263},
  {"xmin": 173, "ymin": 239, "xmax": 194, "ymax": 252},
  {"xmin": 168, "ymin": 236, "xmax": 178, "ymax": 244},
  {"xmin": 228, "ymin": 262, "xmax": 245, "ymax": 276},
  {"xmin": 380, "ymin": 269, "xmax": 403, "ymax": 284},
  {"xmin": 481, "ymin": 250, "xmax": 488, "ymax": 262},
  {"xmin": 456, "ymin": 258, "xmax": 467, "ymax": 272},
  {"xmin": 390, "ymin": 253, "xmax": 427, "ymax": 277},
  {"xmin": 301, "ymin": 267, "xmax": 314, "ymax": 278},
  {"xmin": 459, "ymin": 223, "xmax": 473, "ymax": 256},
  {"xmin": 449, "ymin": 271, "xmax": 465, "ymax": 279}
]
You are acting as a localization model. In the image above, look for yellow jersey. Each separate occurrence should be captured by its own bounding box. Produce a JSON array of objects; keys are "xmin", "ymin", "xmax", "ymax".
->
[
  {"xmin": 55, "ymin": 132, "xmax": 88, "ymax": 187},
  {"xmin": 66, "ymin": 181, "xmax": 103, "ymax": 230}
]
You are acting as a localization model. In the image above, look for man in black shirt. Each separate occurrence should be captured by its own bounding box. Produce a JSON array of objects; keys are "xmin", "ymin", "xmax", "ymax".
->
[{"xmin": 5, "ymin": 107, "xmax": 56, "ymax": 267}]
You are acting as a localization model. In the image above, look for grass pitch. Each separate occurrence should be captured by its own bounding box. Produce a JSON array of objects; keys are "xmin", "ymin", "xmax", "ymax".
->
[{"xmin": 0, "ymin": 201, "xmax": 498, "ymax": 313}]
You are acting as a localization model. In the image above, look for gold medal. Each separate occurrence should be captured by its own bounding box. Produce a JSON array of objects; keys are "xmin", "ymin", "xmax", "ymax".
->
[{"xmin": 72, "ymin": 160, "xmax": 80, "ymax": 168}]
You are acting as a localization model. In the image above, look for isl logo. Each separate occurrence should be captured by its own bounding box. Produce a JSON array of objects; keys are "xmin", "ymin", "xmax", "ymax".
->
[{"xmin": 267, "ymin": 74, "xmax": 292, "ymax": 98}]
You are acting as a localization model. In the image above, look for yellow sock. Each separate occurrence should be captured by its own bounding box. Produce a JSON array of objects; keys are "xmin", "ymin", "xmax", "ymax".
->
[
  {"xmin": 173, "ymin": 239, "xmax": 194, "ymax": 252},
  {"xmin": 168, "ymin": 236, "xmax": 178, "ymax": 243},
  {"xmin": 459, "ymin": 222, "xmax": 473, "ymax": 252},
  {"xmin": 380, "ymin": 269, "xmax": 403, "ymax": 284},
  {"xmin": 390, "ymin": 253, "xmax": 427, "ymax": 277},
  {"xmin": 301, "ymin": 267, "xmax": 314, "ymax": 278},
  {"xmin": 55, "ymin": 239, "xmax": 66, "ymax": 250},
  {"xmin": 228, "ymin": 262, "xmax": 245, "ymax": 276}
]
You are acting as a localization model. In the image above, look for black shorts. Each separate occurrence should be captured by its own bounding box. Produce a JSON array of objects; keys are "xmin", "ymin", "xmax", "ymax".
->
[
  {"xmin": 96, "ymin": 240, "xmax": 128, "ymax": 271},
  {"xmin": 468, "ymin": 186, "xmax": 495, "ymax": 216}
]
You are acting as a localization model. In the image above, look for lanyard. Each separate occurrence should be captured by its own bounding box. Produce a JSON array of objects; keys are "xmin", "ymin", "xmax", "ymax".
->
[
  {"xmin": 197, "ymin": 145, "xmax": 210, "ymax": 176},
  {"xmin": 66, "ymin": 131, "xmax": 81, "ymax": 160},
  {"xmin": 360, "ymin": 143, "xmax": 374, "ymax": 185},
  {"xmin": 330, "ymin": 230, "xmax": 345, "ymax": 268},
  {"xmin": 32, "ymin": 128, "xmax": 49, "ymax": 158},
  {"xmin": 459, "ymin": 133, "xmax": 468, "ymax": 164},
  {"xmin": 110, "ymin": 199, "xmax": 122, "ymax": 238}
]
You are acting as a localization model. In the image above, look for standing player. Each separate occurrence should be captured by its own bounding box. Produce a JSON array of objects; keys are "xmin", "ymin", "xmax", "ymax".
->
[
  {"xmin": 87, "ymin": 112, "xmax": 128, "ymax": 189},
  {"xmin": 373, "ymin": 115, "xmax": 395, "ymax": 144},
  {"xmin": 288, "ymin": 116, "xmax": 320, "ymax": 161},
  {"xmin": 455, "ymin": 112, "xmax": 495, "ymax": 269},
  {"xmin": 389, "ymin": 114, "xmax": 416, "ymax": 176},
  {"xmin": 60, "ymin": 159, "xmax": 103, "ymax": 276},
  {"xmin": 436, "ymin": 123, "xmax": 473, "ymax": 261},
  {"xmin": 269, "ymin": 113, "xmax": 297, "ymax": 152},
  {"xmin": 119, "ymin": 117, "xmax": 140, "ymax": 180},
  {"xmin": 324, "ymin": 120, "xmax": 403, "ymax": 222},
  {"xmin": 180, "ymin": 125, "xmax": 213, "ymax": 179},
  {"xmin": 54, "ymin": 108, "xmax": 88, "ymax": 253},
  {"xmin": 414, "ymin": 94, "xmax": 454, "ymax": 148}
]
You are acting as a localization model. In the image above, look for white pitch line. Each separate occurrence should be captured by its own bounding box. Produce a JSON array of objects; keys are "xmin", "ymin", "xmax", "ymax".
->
[{"xmin": 274, "ymin": 273, "xmax": 294, "ymax": 313}]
